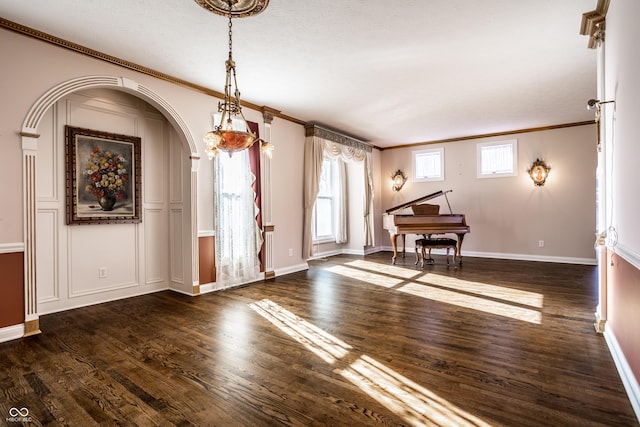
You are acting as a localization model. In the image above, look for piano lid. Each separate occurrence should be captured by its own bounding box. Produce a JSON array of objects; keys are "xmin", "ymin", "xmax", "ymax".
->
[{"xmin": 385, "ymin": 189, "xmax": 453, "ymax": 214}]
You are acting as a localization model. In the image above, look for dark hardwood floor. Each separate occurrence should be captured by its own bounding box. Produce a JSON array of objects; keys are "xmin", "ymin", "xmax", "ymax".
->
[{"xmin": 1, "ymin": 253, "xmax": 637, "ymax": 426}]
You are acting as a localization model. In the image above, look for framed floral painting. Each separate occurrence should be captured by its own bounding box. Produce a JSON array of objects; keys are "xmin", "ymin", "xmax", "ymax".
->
[{"xmin": 65, "ymin": 126, "xmax": 142, "ymax": 225}]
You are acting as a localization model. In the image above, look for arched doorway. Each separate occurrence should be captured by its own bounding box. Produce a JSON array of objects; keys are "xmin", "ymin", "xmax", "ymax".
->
[{"xmin": 21, "ymin": 75, "xmax": 200, "ymax": 335}]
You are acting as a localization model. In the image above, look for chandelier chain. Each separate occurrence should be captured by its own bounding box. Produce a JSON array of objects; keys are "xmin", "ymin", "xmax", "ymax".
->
[
  {"xmin": 202, "ymin": 0, "xmax": 274, "ymax": 159},
  {"xmin": 227, "ymin": 1, "xmax": 233, "ymax": 58}
]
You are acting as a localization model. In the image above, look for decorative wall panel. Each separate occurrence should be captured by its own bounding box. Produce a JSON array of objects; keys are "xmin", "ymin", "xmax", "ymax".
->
[
  {"xmin": 35, "ymin": 209, "xmax": 59, "ymax": 303},
  {"xmin": 170, "ymin": 208, "xmax": 184, "ymax": 284},
  {"xmin": 68, "ymin": 225, "xmax": 139, "ymax": 297},
  {"xmin": 145, "ymin": 208, "xmax": 168, "ymax": 284},
  {"xmin": 144, "ymin": 116, "xmax": 166, "ymax": 203},
  {"xmin": 170, "ymin": 131, "xmax": 184, "ymax": 204}
]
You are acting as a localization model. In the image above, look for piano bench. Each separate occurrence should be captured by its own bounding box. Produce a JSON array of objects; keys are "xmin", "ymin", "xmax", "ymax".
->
[{"xmin": 414, "ymin": 238, "xmax": 458, "ymax": 267}]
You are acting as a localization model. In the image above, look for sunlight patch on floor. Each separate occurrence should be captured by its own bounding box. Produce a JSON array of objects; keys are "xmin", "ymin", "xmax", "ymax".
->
[
  {"xmin": 399, "ymin": 283, "xmax": 541, "ymax": 324},
  {"xmin": 416, "ymin": 273, "xmax": 544, "ymax": 308},
  {"xmin": 330, "ymin": 260, "xmax": 543, "ymax": 324},
  {"xmin": 326, "ymin": 265, "xmax": 404, "ymax": 288},
  {"xmin": 345, "ymin": 259, "xmax": 423, "ymax": 279},
  {"xmin": 338, "ymin": 355, "xmax": 493, "ymax": 427},
  {"xmin": 249, "ymin": 299, "xmax": 351, "ymax": 364},
  {"xmin": 250, "ymin": 298, "xmax": 493, "ymax": 426}
]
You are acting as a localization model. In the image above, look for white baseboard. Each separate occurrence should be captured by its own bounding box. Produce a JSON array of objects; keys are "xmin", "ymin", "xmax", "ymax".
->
[
  {"xmin": 170, "ymin": 287, "xmax": 198, "ymax": 296},
  {"xmin": 379, "ymin": 245, "xmax": 596, "ymax": 265},
  {"xmin": 463, "ymin": 250, "xmax": 596, "ymax": 265},
  {"xmin": 604, "ymin": 328, "xmax": 640, "ymax": 423},
  {"xmin": 341, "ymin": 248, "xmax": 366, "ymax": 256},
  {"xmin": 364, "ymin": 246, "xmax": 380, "ymax": 255},
  {"xmin": 274, "ymin": 262, "xmax": 309, "ymax": 277},
  {"xmin": 37, "ymin": 285, "xmax": 170, "ymax": 316},
  {"xmin": 0, "ymin": 323, "xmax": 25, "ymax": 343},
  {"xmin": 309, "ymin": 249, "xmax": 344, "ymax": 259}
]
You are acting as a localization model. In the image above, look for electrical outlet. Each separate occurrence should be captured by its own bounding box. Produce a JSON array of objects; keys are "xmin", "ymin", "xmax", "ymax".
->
[
  {"xmin": 538, "ymin": 240, "xmax": 545, "ymax": 248},
  {"xmin": 99, "ymin": 267, "xmax": 107, "ymax": 278},
  {"xmin": 288, "ymin": 248, "xmax": 293, "ymax": 257}
]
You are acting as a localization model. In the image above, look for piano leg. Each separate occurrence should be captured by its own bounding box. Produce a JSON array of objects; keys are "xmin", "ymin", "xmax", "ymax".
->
[
  {"xmin": 390, "ymin": 233, "xmax": 398, "ymax": 264},
  {"xmin": 456, "ymin": 233, "xmax": 466, "ymax": 265},
  {"xmin": 389, "ymin": 233, "xmax": 407, "ymax": 264}
]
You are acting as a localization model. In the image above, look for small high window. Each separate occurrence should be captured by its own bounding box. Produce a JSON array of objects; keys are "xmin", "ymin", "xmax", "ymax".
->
[
  {"xmin": 477, "ymin": 140, "xmax": 518, "ymax": 178},
  {"xmin": 413, "ymin": 147, "xmax": 444, "ymax": 182}
]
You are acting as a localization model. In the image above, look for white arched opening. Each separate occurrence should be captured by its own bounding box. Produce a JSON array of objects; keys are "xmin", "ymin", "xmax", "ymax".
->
[{"xmin": 20, "ymin": 75, "xmax": 201, "ymax": 335}]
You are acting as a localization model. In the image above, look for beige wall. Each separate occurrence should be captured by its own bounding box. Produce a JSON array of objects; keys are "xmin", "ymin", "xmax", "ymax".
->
[
  {"xmin": 380, "ymin": 125, "xmax": 598, "ymax": 262},
  {"xmin": 605, "ymin": 1, "xmax": 640, "ymax": 254},
  {"xmin": 601, "ymin": 0, "xmax": 640, "ymax": 415},
  {"xmin": 269, "ymin": 116, "xmax": 306, "ymax": 271}
]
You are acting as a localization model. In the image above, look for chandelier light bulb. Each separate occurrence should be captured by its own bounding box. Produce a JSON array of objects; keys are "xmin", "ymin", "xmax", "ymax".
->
[{"xmin": 260, "ymin": 140, "xmax": 274, "ymax": 159}]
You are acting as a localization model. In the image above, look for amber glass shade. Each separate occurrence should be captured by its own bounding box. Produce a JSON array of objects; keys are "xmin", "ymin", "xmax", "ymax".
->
[{"xmin": 218, "ymin": 130, "xmax": 256, "ymax": 151}]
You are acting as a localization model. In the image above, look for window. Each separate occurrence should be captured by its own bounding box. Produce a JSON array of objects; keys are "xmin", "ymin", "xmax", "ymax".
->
[
  {"xmin": 413, "ymin": 147, "xmax": 444, "ymax": 181},
  {"xmin": 213, "ymin": 115, "xmax": 261, "ymax": 285},
  {"xmin": 477, "ymin": 139, "xmax": 518, "ymax": 178},
  {"xmin": 313, "ymin": 157, "xmax": 338, "ymax": 243}
]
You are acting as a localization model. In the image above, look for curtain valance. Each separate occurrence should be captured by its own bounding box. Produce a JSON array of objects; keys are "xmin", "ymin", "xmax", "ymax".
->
[{"xmin": 304, "ymin": 124, "xmax": 372, "ymax": 153}]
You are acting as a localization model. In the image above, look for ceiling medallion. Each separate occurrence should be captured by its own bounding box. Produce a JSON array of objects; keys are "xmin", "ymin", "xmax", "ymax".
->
[{"xmin": 194, "ymin": 0, "xmax": 269, "ymax": 18}]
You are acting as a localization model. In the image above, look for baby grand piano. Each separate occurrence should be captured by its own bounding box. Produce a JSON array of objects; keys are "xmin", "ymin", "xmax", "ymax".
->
[{"xmin": 383, "ymin": 189, "xmax": 470, "ymax": 264}]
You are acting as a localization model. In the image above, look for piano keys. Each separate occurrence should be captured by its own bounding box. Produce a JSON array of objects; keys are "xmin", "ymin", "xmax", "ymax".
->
[{"xmin": 383, "ymin": 189, "xmax": 470, "ymax": 264}]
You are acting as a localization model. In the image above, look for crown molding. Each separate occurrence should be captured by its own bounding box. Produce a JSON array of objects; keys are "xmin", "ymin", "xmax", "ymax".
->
[
  {"xmin": 0, "ymin": 17, "xmax": 301, "ymax": 125},
  {"xmin": 580, "ymin": 0, "xmax": 610, "ymax": 49},
  {"xmin": 380, "ymin": 121, "xmax": 595, "ymax": 151}
]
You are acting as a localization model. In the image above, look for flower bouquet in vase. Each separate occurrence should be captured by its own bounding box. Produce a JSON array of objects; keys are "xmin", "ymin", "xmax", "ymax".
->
[{"xmin": 84, "ymin": 147, "xmax": 129, "ymax": 211}]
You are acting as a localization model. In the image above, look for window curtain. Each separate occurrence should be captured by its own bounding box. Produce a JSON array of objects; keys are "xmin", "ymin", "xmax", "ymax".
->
[
  {"xmin": 247, "ymin": 122, "xmax": 264, "ymax": 270},
  {"xmin": 214, "ymin": 122, "xmax": 263, "ymax": 287},
  {"xmin": 303, "ymin": 125, "xmax": 374, "ymax": 259},
  {"xmin": 302, "ymin": 136, "xmax": 324, "ymax": 260},
  {"xmin": 363, "ymin": 153, "xmax": 374, "ymax": 247},
  {"xmin": 335, "ymin": 159, "xmax": 348, "ymax": 244}
]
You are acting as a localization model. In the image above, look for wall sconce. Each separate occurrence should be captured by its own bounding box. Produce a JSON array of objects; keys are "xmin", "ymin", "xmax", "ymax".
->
[
  {"xmin": 391, "ymin": 169, "xmax": 407, "ymax": 192},
  {"xmin": 528, "ymin": 159, "xmax": 551, "ymax": 187},
  {"xmin": 587, "ymin": 99, "xmax": 615, "ymax": 152}
]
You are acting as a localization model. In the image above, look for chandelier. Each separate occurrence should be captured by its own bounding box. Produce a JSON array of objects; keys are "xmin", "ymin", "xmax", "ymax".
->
[{"xmin": 199, "ymin": 0, "xmax": 273, "ymax": 159}]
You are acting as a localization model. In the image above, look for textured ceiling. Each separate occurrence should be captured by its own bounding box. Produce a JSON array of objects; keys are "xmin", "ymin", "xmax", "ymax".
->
[{"xmin": 0, "ymin": 0, "xmax": 597, "ymax": 147}]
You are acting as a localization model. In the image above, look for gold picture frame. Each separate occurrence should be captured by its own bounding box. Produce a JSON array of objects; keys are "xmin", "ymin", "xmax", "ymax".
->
[{"xmin": 66, "ymin": 126, "xmax": 142, "ymax": 225}]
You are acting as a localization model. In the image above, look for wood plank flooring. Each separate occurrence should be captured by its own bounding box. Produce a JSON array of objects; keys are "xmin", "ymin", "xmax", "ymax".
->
[{"xmin": 0, "ymin": 253, "xmax": 637, "ymax": 426}]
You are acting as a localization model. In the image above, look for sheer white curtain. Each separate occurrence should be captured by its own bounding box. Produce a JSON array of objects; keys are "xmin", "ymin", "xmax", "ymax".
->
[{"xmin": 213, "ymin": 146, "xmax": 262, "ymax": 288}]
